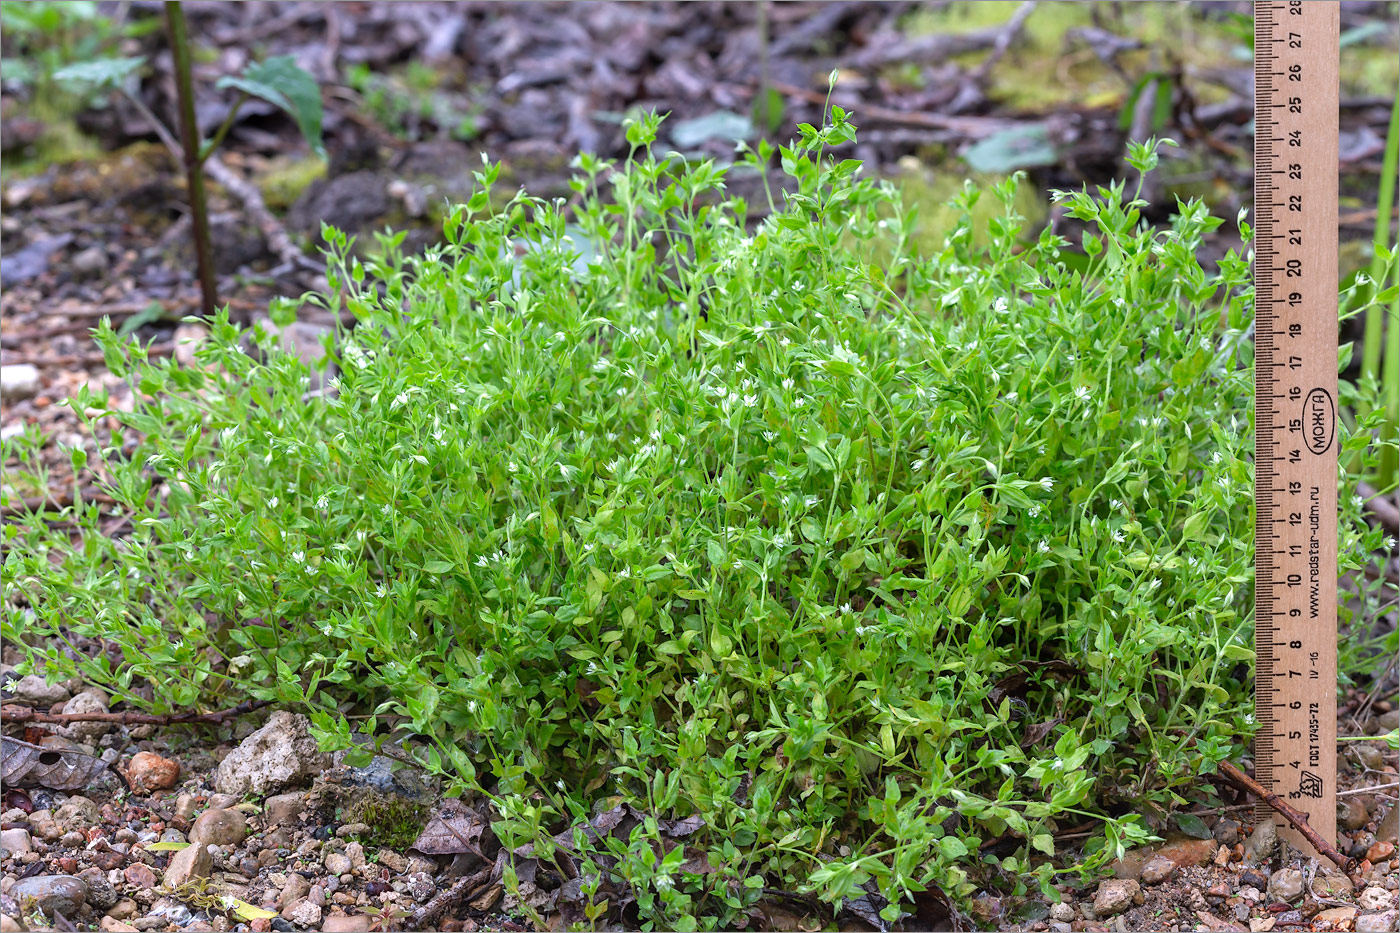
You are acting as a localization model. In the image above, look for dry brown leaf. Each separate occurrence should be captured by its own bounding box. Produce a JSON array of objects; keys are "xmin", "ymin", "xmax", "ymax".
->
[{"xmin": 0, "ymin": 735, "xmax": 109, "ymax": 790}]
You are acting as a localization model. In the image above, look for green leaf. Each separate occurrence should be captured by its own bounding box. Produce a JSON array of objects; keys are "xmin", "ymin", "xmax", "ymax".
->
[
  {"xmin": 939, "ymin": 836, "xmax": 969, "ymax": 858},
  {"xmin": 54, "ymin": 56, "xmax": 146, "ymax": 88},
  {"xmin": 1181, "ymin": 511, "xmax": 1210, "ymax": 541},
  {"xmin": 669, "ymin": 111, "xmax": 754, "ymax": 149},
  {"xmin": 962, "ymin": 124, "xmax": 1057, "ymax": 174},
  {"xmin": 145, "ymin": 841, "xmax": 190, "ymax": 851},
  {"xmin": 1174, "ymin": 812, "xmax": 1212, "ymax": 839},
  {"xmin": 217, "ymin": 56, "xmax": 324, "ymax": 157},
  {"xmin": 1031, "ymin": 833, "xmax": 1055, "ymax": 855},
  {"xmin": 423, "ymin": 560, "xmax": 454, "ymax": 574}
]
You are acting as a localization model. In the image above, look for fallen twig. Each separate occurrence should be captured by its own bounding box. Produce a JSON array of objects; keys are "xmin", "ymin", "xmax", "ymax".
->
[
  {"xmin": 1216, "ymin": 760, "xmax": 1353, "ymax": 872},
  {"xmin": 204, "ymin": 155, "xmax": 321, "ymax": 275},
  {"xmin": 971, "ymin": 1, "xmax": 1039, "ymax": 83},
  {"xmin": 408, "ymin": 864, "xmax": 495, "ymax": 929},
  {"xmin": 1, "ymin": 699, "xmax": 271, "ymax": 726},
  {"xmin": 1338, "ymin": 782, "xmax": 1399, "ymax": 796}
]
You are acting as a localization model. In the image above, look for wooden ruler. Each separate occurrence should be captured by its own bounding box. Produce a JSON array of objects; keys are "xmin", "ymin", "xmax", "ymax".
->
[{"xmin": 1253, "ymin": 0, "xmax": 1339, "ymax": 856}]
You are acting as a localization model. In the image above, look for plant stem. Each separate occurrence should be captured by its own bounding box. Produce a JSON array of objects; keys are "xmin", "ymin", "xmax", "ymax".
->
[{"xmin": 164, "ymin": 0, "xmax": 218, "ymax": 319}]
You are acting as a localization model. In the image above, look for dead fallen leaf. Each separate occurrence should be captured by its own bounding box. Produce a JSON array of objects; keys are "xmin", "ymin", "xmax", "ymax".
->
[
  {"xmin": 0, "ymin": 735, "xmax": 109, "ymax": 790},
  {"xmin": 410, "ymin": 797, "xmax": 496, "ymax": 859}
]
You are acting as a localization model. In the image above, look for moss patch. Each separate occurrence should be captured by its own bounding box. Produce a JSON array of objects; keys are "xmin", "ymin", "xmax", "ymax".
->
[{"xmin": 343, "ymin": 794, "xmax": 429, "ymax": 851}]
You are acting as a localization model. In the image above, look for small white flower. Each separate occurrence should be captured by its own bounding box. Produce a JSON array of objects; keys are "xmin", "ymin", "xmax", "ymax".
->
[
  {"xmin": 1110, "ymin": 498, "xmax": 1123, "ymax": 510},
  {"xmin": 794, "ymin": 395, "xmax": 808, "ymax": 409},
  {"xmin": 507, "ymin": 461, "xmax": 518, "ymax": 473},
  {"xmin": 1037, "ymin": 541, "xmax": 1050, "ymax": 553},
  {"xmin": 616, "ymin": 567, "xmax": 632, "ymax": 580},
  {"xmin": 655, "ymin": 875, "xmax": 674, "ymax": 890},
  {"xmin": 1028, "ymin": 503, "xmax": 1042, "ymax": 518},
  {"xmin": 779, "ymin": 335, "xmax": 791, "ymax": 347},
  {"xmin": 1075, "ymin": 385, "xmax": 1091, "ymax": 402},
  {"xmin": 743, "ymin": 394, "xmax": 757, "ymax": 408},
  {"xmin": 839, "ymin": 602, "xmax": 853, "ymax": 615},
  {"xmin": 1039, "ymin": 477, "xmax": 1054, "ymax": 491},
  {"xmin": 290, "ymin": 550, "xmax": 306, "ymax": 564},
  {"xmin": 993, "ymin": 296, "xmax": 1008, "ymax": 313},
  {"xmin": 556, "ymin": 779, "xmax": 566, "ymax": 791},
  {"xmin": 781, "ymin": 377, "xmax": 794, "ymax": 390},
  {"xmin": 1112, "ymin": 530, "xmax": 1125, "ymax": 543},
  {"xmin": 1243, "ymin": 712, "xmax": 1255, "ymax": 725},
  {"xmin": 375, "ymin": 584, "xmax": 387, "ymax": 598},
  {"xmin": 316, "ymin": 494, "xmax": 329, "ymax": 509},
  {"xmin": 468, "ymin": 699, "xmax": 478, "ymax": 713},
  {"xmin": 804, "ymin": 495, "xmax": 819, "ymax": 508},
  {"xmin": 763, "ymin": 431, "xmax": 777, "ymax": 442}
]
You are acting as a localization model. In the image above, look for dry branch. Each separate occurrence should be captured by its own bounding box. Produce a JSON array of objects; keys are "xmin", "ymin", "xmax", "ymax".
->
[
  {"xmin": 1216, "ymin": 760, "xmax": 1352, "ymax": 872},
  {"xmin": 1, "ymin": 699, "xmax": 271, "ymax": 727}
]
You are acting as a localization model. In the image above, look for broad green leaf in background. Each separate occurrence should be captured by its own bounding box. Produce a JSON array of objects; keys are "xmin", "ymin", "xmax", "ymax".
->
[
  {"xmin": 669, "ymin": 110, "xmax": 755, "ymax": 150},
  {"xmin": 53, "ymin": 56, "xmax": 145, "ymax": 89},
  {"xmin": 961, "ymin": 123, "xmax": 1057, "ymax": 174},
  {"xmin": 216, "ymin": 55, "xmax": 324, "ymax": 157}
]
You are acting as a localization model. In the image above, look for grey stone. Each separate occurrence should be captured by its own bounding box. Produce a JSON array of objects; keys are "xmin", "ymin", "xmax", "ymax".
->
[
  {"xmin": 0, "ymin": 829, "xmax": 33, "ymax": 858},
  {"xmin": 1351, "ymin": 745, "xmax": 1387, "ymax": 772},
  {"xmin": 0, "ymin": 365, "xmax": 41, "ymax": 402},
  {"xmin": 1341, "ymin": 796, "xmax": 1373, "ymax": 831},
  {"xmin": 1379, "ymin": 805, "xmax": 1398, "ymax": 844},
  {"xmin": 1359, "ymin": 887, "xmax": 1396, "ymax": 911},
  {"xmin": 70, "ymin": 246, "xmax": 107, "ymax": 278},
  {"xmin": 1213, "ymin": 818, "xmax": 1242, "ymax": 845},
  {"xmin": 9, "ymin": 875, "xmax": 87, "ymax": 918},
  {"xmin": 205, "ymin": 794, "xmax": 239, "ymax": 810},
  {"xmin": 188, "ymin": 809, "xmax": 247, "ymax": 848},
  {"xmin": 278, "ymin": 873, "xmax": 310, "ymax": 909},
  {"xmin": 57, "ymin": 690, "xmax": 110, "ymax": 742},
  {"xmin": 212, "ymin": 712, "xmax": 329, "ymax": 797},
  {"xmin": 1049, "ymin": 901, "xmax": 1075, "ymax": 922},
  {"xmin": 77, "ymin": 872, "xmax": 117, "ymax": 910},
  {"xmin": 264, "ymin": 792, "xmax": 308, "ymax": 828},
  {"xmin": 324, "ymin": 851, "xmax": 352, "ymax": 875},
  {"xmin": 1139, "ymin": 854, "xmax": 1175, "ymax": 885},
  {"xmin": 281, "ymin": 897, "xmax": 322, "ymax": 926},
  {"xmin": 162, "ymin": 843, "xmax": 212, "ymax": 888},
  {"xmin": 1092, "ymin": 879, "xmax": 1140, "ymax": 917},
  {"xmin": 174, "ymin": 794, "xmax": 198, "ymax": 822},
  {"xmin": 54, "ymin": 797, "xmax": 99, "ymax": 832},
  {"xmin": 6, "ymin": 673, "xmax": 68, "ymax": 707},
  {"xmin": 1357, "ymin": 910, "xmax": 1400, "ymax": 933},
  {"xmin": 1243, "ymin": 819, "xmax": 1278, "ymax": 863},
  {"xmin": 1267, "ymin": 868, "xmax": 1304, "ymax": 903},
  {"xmin": 26, "ymin": 810, "xmax": 60, "ymax": 842}
]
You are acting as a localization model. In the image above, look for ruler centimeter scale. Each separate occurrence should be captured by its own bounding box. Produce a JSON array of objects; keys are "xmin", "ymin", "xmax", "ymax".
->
[{"xmin": 1253, "ymin": 0, "xmax": 1339, "ymax": 856}]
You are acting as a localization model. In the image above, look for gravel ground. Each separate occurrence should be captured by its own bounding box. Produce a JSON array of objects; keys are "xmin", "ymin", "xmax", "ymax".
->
[{"xmin": 0, "ymin": 658, "xmax": 1395, "ymax": 932}]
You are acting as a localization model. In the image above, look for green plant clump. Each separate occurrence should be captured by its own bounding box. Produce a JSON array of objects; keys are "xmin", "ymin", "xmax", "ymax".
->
[
  {"xmin": 3, "ymin": 110, "xmax": 1392, "ymax": 929},
  {"xmin": 345, "ymin": 796, "xmax": 429, "ymax": 851}
]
